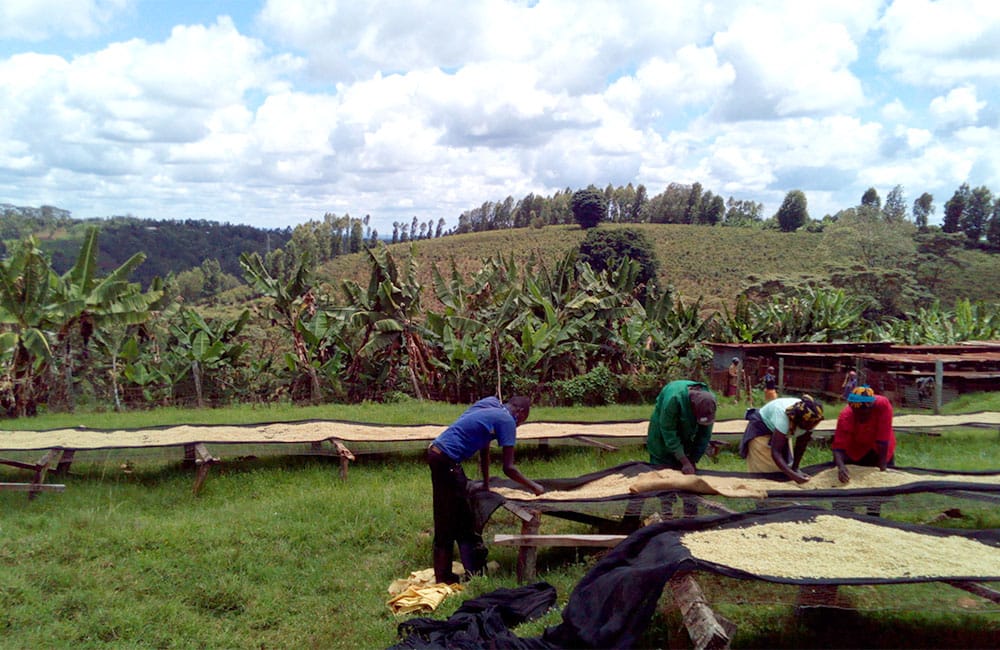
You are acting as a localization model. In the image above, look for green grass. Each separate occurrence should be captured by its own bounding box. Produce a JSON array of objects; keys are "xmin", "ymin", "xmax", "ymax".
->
[{"xmin": 2, "ymin": 398, "xmax": 1000, "ymax": 648}]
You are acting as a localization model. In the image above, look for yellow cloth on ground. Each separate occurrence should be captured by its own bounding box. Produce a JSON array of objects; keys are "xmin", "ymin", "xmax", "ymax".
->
[
  {"xmin": 629, "ymin": 468, "xmax": 768, "ymax": 499},
  {"xmin": 387, "ymin": 565, "xmax": 463, "ymax": 615}
]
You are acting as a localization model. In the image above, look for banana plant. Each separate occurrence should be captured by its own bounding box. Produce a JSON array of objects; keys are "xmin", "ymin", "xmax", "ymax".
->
[
  {"xmin": 0, "ymin": 237, "xmax": 57, "ymax": 416},
  {"xmin": 48, "ymin": 226, "xmax": 164, "ymax": 410},
  {"xmin": 240, "ymin": 251, "xmax": 324, "ymax": 403},
  {"xmin": 340, "ymin": 244, "xmax": 438, "ymax": 400},
  {"xmin": 163, "ymin": 307, "xmax": 250, "ymax": 407}
]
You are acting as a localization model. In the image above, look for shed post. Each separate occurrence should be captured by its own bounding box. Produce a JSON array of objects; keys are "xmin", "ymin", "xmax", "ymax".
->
[
  {"xmin": 777, "ymin": 358, "xmax": 784, "ymax": 394},
  {"xmin": 934, "ymin": 359, "xmax": 943, "ymax": 414}
]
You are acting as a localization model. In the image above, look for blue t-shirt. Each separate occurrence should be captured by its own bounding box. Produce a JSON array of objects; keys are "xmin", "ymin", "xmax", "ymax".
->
[{"xmin": 432, "ymin": 397, "xmax": 518, "ymax": 462}]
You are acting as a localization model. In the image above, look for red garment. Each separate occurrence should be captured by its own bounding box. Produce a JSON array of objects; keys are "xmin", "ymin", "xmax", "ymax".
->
[{"xmin": 832, "ymin": 395, "xmax": 896, "ymax": 462}]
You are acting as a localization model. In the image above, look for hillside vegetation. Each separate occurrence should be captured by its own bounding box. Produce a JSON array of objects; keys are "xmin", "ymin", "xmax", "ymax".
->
[{"xmin": 317, "ymin": 223, "xmax": 1000, "ymax": 312}]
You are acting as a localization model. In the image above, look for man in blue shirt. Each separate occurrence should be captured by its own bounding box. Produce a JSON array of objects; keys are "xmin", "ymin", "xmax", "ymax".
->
[{"xmin": 427, "ymin": 395, "xmax": 545, "ymax": 583}]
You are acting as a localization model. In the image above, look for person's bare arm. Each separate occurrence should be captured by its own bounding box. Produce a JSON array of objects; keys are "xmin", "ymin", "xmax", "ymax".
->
[
  {"xmin": 791, "ymin": 431, "xmax": 812, "ymax": 470},
  {"xmin": 833, "ymin": 448, "xmax": 850, "ymax": 483},
  {"xmin": 501, "ymin": 446, "xmax": 545, "ymax": 495},
  {"xmin": 876, "ymin": 441, "xmax": 889, "ymax": 471},
  {"xmin": 769, "ymin": 431, "xmax": 810, "ymax": 484}
]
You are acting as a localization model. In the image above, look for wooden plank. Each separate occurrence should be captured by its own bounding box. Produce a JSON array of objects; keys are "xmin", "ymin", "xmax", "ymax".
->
[
  {"xmin": 691, "ymin": 496, "xmax": 738, "ymax": 516},
  {"xmin": 0, "ymin": 458, "xmax": 42, "ymax": 472},
  {"xmin": 493, "ymin": 533, "xmax": 627, "ymax": 548},
  {"xmin": 667, "ymin": 572, "xmax": 734, "ymax": 650},
  {"xmin": 0, "ymin": 483, "xmax": 65, "ymax": 492},
  {"xmin": 570, "ymin": 435, "xmax": 619, "ymax": 452},
  {"xmin": 502, "ymin": 501, "xmax": 536, "ymax": 522}
]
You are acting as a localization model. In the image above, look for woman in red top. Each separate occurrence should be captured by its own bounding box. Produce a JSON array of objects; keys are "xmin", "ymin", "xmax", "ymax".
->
[{"xmin": 832, "ymin": 385, "xmax": 896, "ymax": 484}]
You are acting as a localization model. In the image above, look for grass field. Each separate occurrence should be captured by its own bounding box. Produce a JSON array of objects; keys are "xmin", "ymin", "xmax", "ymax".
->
[
  {"xmin": 2, "ymin": 396, "xmax": 1000, "ymax": 648},
  {"xmin": 311, "ymin": 223, "xmax": 1000, "ymax": 314}
]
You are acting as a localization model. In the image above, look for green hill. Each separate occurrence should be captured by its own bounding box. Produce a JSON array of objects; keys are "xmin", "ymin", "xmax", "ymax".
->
[{"xmin": 318, "ymin": 223, "xmax": 1000, "ymax": 312}]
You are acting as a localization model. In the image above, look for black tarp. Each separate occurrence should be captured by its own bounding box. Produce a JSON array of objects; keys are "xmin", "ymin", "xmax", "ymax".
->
[{"xmin": 394, "ymin": 505, "xmax": 1000, "ymax": 649}]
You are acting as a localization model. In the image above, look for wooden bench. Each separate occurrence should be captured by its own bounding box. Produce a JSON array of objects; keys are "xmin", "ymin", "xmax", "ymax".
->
[{"xmin": 0, "ymin": 450, "xmax": 65, "ymax": 499}]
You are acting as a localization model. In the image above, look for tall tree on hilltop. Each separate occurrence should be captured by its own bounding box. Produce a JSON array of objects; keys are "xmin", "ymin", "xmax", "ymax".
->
[
  {"xmin": 775, "ymin": 190, "xmax": 809, "ymax": 232},
  {"xmin": 913, "ymin": 192, "xmax": 934, "ymax": 230},
  {"xmin": 861, "ymin": 187, "xmax": 881, "ymax": 210},
  {"xmin": 962, "ymin": 185, "xmax": 993, "ymax": 243},
  {"xmin": 571, "ymin": 186, "xmax": 607, "ymax": 229},
  {"xmin": 988, "ymin": 200, "xmax": 1000, "ymax": 248},
  {"xmin": 883, "ymin": 185, "xmax": 907, "ymax": 223},
  {"xmin": 684, "ymin": 182, "xmax": 703, "ymax": 224},
  {"xmin": 943, "ymin": 183, "xmax": 971, "ymax": 234}
]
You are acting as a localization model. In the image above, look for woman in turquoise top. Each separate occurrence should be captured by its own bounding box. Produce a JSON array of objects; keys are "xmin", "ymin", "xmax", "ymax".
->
[{"xmin": 738, "ymin": 395, "xmax": 824, "ymax": 483}]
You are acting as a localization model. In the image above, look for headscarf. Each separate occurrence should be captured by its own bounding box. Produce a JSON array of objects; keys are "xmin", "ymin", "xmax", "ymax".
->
[
  {"xmin": 785, "ymin": 394, "xmax": 824, "ymax": 430},
  {"xmin": 848, "ymin": 385, "xmax": 877, "ymax": 409}
]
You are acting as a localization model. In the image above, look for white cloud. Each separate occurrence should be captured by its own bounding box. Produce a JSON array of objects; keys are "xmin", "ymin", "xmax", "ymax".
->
[
  {"xmin": 881, "ymin": 99, "xmax": 910, "ymax": 122},
  {"xmin": 878, "ymin": 0, "xmax": 1000, "ymax": 86},
  {"xmin": 710, "ymin": 2, "xmax": 874, "ymax": 120},
  {"xmin": 1, "ymin": 0, "xmax": 998, "ymax": 231},
  {"xmin": 0, "ymin": 0, "xmax": 131, "ymax": 40},
  {"xmin": 929, "ymin": 86, "xmax": 985, "ymax": 127}
]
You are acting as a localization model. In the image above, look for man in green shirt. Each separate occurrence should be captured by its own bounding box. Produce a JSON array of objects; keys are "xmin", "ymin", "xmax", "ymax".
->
[{"xmin": 646, "ymin": 380, "xmax": 717, "ymax": 473}]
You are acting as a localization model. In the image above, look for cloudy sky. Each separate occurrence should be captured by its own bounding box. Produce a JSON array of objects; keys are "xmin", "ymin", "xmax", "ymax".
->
[{"xmin": 1, "ymin": 0, "xmax": 998, "ymax": 234}]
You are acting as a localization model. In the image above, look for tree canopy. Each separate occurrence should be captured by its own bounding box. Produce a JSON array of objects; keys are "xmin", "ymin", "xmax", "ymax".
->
[
  {"xmin": 571, "ymin": 187, "xmax": 608, "ymax": 229},
  {"xmin": 775, "ymin": 190, "xmax": 809, "ymax": 232}
]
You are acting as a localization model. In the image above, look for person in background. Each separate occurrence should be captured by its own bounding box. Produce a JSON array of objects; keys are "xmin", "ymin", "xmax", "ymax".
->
[
  {"xmin": 738, "ymin": 395, "xmax": 825, "ymax": 483},
  {"xmin": 833, "ymin": 385, "xmax": 896, "ymax": 484},
  {"xmin": 726, "ymin": 357, "xmax": 741, "ymax": 403},
  {"xmin": 762, "ymin": 366, "xmax": 778, "ymax": 402},
  {"xmin": 841, "ymin": 369, "xmax": 858, "ymax": 401},
  {"xmin": 427, "ymin": 396, "xmax": 544, "ymax": 584}
]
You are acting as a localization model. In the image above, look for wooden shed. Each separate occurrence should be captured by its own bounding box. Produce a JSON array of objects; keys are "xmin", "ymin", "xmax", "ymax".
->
[{"xmin": 706, "ymin": 341, "xmax": 1000, "ymax": 409}]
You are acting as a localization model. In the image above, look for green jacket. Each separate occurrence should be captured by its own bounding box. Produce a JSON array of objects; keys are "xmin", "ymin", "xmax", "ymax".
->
[{"xmin": 647, "ymin": 380, "xmax": 714, "ymax": 466}]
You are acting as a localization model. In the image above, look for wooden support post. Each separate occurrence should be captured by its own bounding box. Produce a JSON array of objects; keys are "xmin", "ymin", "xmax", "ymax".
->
[
  {"xmin": 55, "ymin": 448, "xmax": 76, "ymax": 476},
  {"xmin": 516, "ymin": 510, "xmax": 542, "ymax": 584},
  {"xmin": 29, "ymin": 449, "xmax": 57, "ymax": 500},
  {"xmin": 191, "ymin": 443, "xmax": 218, "ymax": 496},
  {"xmin": 934, "ymin": 359, "xmax": 943, "ymax": 415},
  {"xmin": 182, "ymin": 443, "xmax": 196, "ymax": 466},
  {"xmin": 667, "ymin": 572, "xmax": 735, "ymax": 650},
  {"xmin": 332, "ymin": 440, "xmax": 355, "ymax": 481}
]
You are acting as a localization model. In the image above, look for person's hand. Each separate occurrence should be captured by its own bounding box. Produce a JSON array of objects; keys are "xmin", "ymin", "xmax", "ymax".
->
[
  {"xmin": 838, "ymin": 466, "xmax": 850, "ymax": 484},
  {"xmin": 680, "ymin": 459, "xmax": 696, "ymax": 475},
  {"xmin": 531, "ymin": 482, "xmax": 546, "ymax": 496},
  {"xmin": 791, "ymin": 470, "xmax": 811, "ymax": 484}
]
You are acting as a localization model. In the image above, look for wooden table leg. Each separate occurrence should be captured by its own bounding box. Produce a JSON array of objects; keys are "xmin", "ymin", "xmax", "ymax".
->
[
  {"xmin": 516, "ymin": 510, "xmax": 542, "ymax": 583},
  {"xmin": 667, "ymin": 572, "xmax": 735, "ymax": 650},
  {"xmin": 55, "ymin": 449, "xmax": 76, "ymax": 476}
]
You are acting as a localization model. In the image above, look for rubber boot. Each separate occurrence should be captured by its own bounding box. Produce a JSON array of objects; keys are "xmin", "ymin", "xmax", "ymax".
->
[
  {"xmin": 433, "ymin": 546, "xmax": 460, "ymax": 584},
  {"xmin": 458, "ymin": 540, "xmax": 488, "ymax": 577}
]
